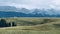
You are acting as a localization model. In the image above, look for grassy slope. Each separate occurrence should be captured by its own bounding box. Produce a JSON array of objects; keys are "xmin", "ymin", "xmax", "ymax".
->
[{"xmin": 0, "ymin": 18, "xmax": 60, "ymax": 34}]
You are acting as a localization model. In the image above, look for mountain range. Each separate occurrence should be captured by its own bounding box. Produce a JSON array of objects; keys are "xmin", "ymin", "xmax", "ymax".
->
[{"xmin": 0, "ymin": 6, "xmax": 60, "ymax": 17}]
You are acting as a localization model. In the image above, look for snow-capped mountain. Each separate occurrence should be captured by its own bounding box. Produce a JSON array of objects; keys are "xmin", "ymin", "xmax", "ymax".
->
[
  {"xmin": 0, "ymin": 6, "xmax": 17, "ymax": 11},
  {"xmin": 0, "ymin": 6, "xmax": 60, "ymax": 17}
]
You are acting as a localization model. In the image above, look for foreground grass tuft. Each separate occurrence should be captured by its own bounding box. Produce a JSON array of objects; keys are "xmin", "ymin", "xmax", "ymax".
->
[{"xmin": 0, "ymin": 30, "xmax": 60, "ymax": 34}]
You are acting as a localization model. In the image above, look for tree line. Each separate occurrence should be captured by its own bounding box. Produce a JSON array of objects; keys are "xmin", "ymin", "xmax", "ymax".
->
[{"xmin": 0, "ymin": 19, "xmax": 16, "ymax": 27}]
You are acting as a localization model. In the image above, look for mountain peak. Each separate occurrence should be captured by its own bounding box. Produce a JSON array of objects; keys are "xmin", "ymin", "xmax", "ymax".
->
[{"xmin": 0, "ymin": 6, "xmax": 17, "ymax": 11}]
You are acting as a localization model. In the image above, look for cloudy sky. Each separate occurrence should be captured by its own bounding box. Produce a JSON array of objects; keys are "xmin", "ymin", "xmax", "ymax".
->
[{"xmin": 0, "ymin": 0, "xmax": 60, "ymax": 9}]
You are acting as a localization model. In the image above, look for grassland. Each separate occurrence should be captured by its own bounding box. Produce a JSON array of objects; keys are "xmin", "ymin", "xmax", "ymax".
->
[{"xmin": 0, "ymin": 17, "xmax": 60, "ymax": 34}]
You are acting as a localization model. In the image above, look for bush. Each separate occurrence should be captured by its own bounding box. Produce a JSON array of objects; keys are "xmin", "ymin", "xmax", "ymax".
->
[
  {"xmin": 40, "ymin": 19, "xmax": 52, "ymax": 24},
  {"xmin": 53, "ymin": 24, "xmax": 60, "ymax": 28}
]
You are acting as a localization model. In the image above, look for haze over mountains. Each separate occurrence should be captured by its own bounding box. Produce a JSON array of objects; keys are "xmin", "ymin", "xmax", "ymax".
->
[{"xmin": 0, "ymin": 6, "xmax": 60, "ymax": 17}]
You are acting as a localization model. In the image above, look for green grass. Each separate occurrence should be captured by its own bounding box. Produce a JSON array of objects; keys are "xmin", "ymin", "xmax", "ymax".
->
[
  {"xmin": 0, "ymin": 17, "xmax": 60, "ymax": 34},
  {"xmin": 0, "ymin": 30, "xmax": 60, "ymax": 34}
]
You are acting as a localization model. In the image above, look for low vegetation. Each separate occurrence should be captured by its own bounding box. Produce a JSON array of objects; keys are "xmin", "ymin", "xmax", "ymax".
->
[{"xmin": 0, "ymin": 18, "xmax": 60, "ymax": 34}]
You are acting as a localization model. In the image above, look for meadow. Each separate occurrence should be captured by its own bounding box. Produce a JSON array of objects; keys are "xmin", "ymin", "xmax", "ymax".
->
[{"xmin": 0, "ymin": 17, "xmax": 60, "ymax": 34}]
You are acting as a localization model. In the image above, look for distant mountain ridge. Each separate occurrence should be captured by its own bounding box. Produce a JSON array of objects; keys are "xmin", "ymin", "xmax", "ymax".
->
[
  {"xmin": 0, "ymin": 6, "xmax": 17, "ymax": 11},
  {"xmin": 0, "ymin": 6, "xmax": 60, "ymax": 17}
]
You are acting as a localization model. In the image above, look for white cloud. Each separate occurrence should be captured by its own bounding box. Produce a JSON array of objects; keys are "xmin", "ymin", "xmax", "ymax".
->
[
  {"xmin": 0, "ymin": 0, "xmax": 60, "ymax": 9},
  {"xmin": 50, "ymin": 0, "xmax": 60, "ymax": 9}
]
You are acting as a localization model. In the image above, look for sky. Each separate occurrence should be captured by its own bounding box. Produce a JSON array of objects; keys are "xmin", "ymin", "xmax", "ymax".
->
[{"xmin": 0, "ymin": 0, "xmax": 60, "ymax": 9}]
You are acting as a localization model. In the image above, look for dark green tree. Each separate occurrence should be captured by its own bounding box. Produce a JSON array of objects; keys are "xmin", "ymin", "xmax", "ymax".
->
[{"xmin": 0, "ymin": 19, "xmax": 8, "ymax": 27}]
